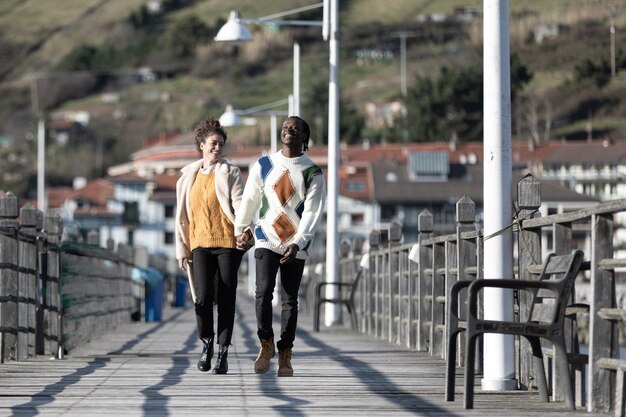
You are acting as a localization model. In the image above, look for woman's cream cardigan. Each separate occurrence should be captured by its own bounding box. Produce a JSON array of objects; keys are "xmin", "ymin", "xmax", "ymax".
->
[{"xmin": 174, "ymin": 158, "xmax": 245, "ymax": 301}]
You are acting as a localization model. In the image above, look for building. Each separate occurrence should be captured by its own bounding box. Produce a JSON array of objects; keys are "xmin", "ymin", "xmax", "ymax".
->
[{"xmin": 49, "ymin": 136, "xmax": 623, "ymax": 274}]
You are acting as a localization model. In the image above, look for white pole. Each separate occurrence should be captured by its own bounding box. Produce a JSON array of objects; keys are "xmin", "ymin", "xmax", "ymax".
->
[
  {"xmin": 400, "ymin": 33, "xmax": 407, "ymax": 97},
  {"xmin": 37, "ymin": 118, "xmax": 46, "ymax": 212},
  {"xmin": 288, "ymin": 94, "xmax": 294, "ymax": 117},
  {"xmin": 270, "ymin": 114, "xmax": 278, "ymax": 153},
  {"xmin": 610, "ymin": 21, "xmax": 616, "ymax": 78},
  {"xmin": 293, "ymin": 42, "xmax": 301, "ymax": 116},
  {"xmin": 324, "ymin": 0, "xmax": 340, "ymax": 326},
  {"xmin": 482, "ymin": 0, "xmax": 516, "ymax": 391}
]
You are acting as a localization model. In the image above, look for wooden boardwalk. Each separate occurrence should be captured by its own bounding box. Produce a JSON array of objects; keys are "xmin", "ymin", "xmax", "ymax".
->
[{"xmin": 0, "ymin": 294, "xmax": 604, "ymax": 417}]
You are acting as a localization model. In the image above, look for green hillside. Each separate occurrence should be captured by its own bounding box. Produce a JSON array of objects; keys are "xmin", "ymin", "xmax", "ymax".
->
[{"xmin": 0, "ymin": 0, "xmax": 625, "ymax": 198}]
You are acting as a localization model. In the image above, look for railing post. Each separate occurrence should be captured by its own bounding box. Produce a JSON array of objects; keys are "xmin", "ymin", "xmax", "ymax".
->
[
  {"xmin": 449, "ymin": 196, "xmax": 475, "ymax": 366},
  {"xmin": 368, "ymin": 229, "xmax": 381, "ymax": 337},
  {"xmin": 517, "ymin": 174, "xmax": 542, "ymax": 391},
  {"xmin": 588, "ymin": 213, "xmax": 616, "ymax": 413},
  {"xmin": 87, "ymin": 230, "xmax": 100, "ymax": 246},
  {"xmin": 44, "ymin": 210, "xmax": 63, "ymax": 359},
  {"xmin": 407, "ymin": 240, "xmax": 419, "ymax": 350},
  {"xmin": 431, "ymin": 237, "xmax": 445, "ymax": 357},
  {"xmin": 0, "ymin": 192, "xmax": 19, "ymax": 363},
  {"xmin": 35, "ymin": 209, "xmax": 46, "ymax": 356},
  {"xmin": 19, "ymin": 203, "xmax": 38, "ymax": 360},
  {"xmin": 417, "ymin": 209, "xmax": 433, "ymax": 352},
  {"xmin": 388, "ymin": 221, "xmax": 402, "ymax": 344}
]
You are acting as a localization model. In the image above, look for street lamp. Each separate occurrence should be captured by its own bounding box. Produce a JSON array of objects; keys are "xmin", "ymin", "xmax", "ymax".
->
[
  {"xmin": 214, "ymin": 4, "xmax": 325, "ymax": 116},
  {"xmin": 218, "ymin": 98, "xmax": 289, "ymax": 153},
  {"xmin": 215, "ymin": 1, "xmax": 341, "ymax": 327}
]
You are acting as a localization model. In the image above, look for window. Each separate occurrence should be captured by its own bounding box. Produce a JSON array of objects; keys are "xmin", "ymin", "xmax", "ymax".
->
[
  {"xmin": 380, "ymin": 205, "xmax": 396, "ymax": 221},
  {"xmin": 351, "ymin": 213, "xmax": 364, "ymax": 224},
  {"xmin": 164, "ymin": 204, "xmax": 175, "ymax": 218},
  {"xmin": 345, "ymin": 181, "xmax": 365, "ymax": 192},
  {"xmin": 164, "ymin": 231, "xmax": 174, "ymax": 244},
  {"xmin": 123, "ymin": 202, "xmax": 139, "ymax": 225}
]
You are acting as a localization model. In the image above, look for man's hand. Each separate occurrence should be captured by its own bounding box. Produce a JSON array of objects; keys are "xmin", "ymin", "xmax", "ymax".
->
[
  {"xmin": 236, "ymin": 229, "xmax": 253, "ymax": 251},
  {"xmin": 280, "ymin": 243, "xmax": 300, "ymax": 264}
]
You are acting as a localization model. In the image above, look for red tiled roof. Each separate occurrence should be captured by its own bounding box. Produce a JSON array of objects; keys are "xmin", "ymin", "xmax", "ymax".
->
[
  {"xmin": 47, "ymin": 179, "xmax": 114, "ymax": 209},
  {"xmin": 153, "ymin": 173, "xmax": 179, "ymax": 191},
  {"xmin": 47, "ymin": 187, "xmax": 74, "ymax": 208},
  {"xmin": 70, "ymin": 179, "xmax": 114, "ymax": 206}
]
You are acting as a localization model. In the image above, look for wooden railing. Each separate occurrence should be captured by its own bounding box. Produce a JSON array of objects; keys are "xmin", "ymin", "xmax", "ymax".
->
[
  {"xmin": 305, "ymin": 174, "xmax": 626, "ymax": 415},
  {"xmin": 0, "ymin": 192, "xmax": 146, "ymax": 363}
]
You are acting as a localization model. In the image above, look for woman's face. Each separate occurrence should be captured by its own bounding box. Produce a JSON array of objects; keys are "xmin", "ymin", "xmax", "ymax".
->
[{"xmin": 199, "ymin": 133, "xmax": 225, "ymax": 164}]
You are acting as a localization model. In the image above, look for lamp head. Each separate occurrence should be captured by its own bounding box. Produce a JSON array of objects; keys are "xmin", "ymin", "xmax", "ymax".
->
[
  {"xmin": 214, "ymin": 11, "xmax": 254, "ymax": 43},
  {"xmin": 218, "ymin": 105, "xmax": 243, "ymax": 127}
]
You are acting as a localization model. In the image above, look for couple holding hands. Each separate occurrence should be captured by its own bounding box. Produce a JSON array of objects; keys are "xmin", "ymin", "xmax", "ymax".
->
[{"xmin": 175, "ymin": 115, "xmax": 326, "ymax": 376}]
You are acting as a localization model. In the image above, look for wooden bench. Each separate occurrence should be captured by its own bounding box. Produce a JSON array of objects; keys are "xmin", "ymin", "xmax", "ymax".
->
[{"xmin": 445, "ymin": 250, "xmax": 585, "ymax": 410}]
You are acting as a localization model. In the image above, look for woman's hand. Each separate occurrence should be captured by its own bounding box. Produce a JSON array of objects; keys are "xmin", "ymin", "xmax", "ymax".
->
[{"xmin": 178, "ymin": 258, "xmax": 191, "ymax": 271}]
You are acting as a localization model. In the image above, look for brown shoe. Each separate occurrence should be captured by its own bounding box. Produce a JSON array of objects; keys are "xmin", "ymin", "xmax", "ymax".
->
[
  {"xmin": 254, "ymin": 338, "xmax": 275, "ymax": 373},
  {"xmin": 277, "ymin": 349, "xmax": 293, "ymax": 377}
]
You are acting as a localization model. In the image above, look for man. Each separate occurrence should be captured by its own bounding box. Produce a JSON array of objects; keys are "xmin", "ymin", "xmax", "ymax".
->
[{"xmin": 235, "ymin": 116, "xmax": 326, "ymax": 377}]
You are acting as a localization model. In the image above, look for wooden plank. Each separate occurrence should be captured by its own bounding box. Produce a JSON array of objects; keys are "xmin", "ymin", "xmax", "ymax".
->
[{"xmin": 0, "ymin": 296, "xmax": 609, "ymax": 417}]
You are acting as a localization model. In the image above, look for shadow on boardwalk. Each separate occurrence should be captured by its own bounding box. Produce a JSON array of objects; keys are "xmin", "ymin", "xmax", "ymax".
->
[{"xmin": 0, "ymin": 293, "xmax": 601, "ymax": 416}]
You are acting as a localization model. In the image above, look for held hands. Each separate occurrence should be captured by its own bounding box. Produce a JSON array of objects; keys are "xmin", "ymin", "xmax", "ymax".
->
[
  {"xmin": 236, "ymin": 229, "xmax": 253, "ymax": 251},
  {"xmin": 178, "ymin": 258, "xmax": 192, "ymax": 271},
  {"xmin": 280, "ymin": 243, "xmax": 300, "ymax": 264}
]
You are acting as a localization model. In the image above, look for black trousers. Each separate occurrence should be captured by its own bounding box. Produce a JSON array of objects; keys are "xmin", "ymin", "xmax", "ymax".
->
[
  {"xmin": 254, "ymin": 248, "xmax": 305, "ymax": 352},
  {"xmin": 192, "ymin": 247, "xmax": 243, "ymax": 346}
]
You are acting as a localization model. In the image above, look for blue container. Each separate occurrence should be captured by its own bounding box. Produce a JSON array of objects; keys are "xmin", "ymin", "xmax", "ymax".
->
[
  {"xmin": 175, "ymin": 276, "xmax": 187, "ymax": 307},
  {"xmin": 132, "ymin": 267, "xmax": 164, "ymax": 322}
]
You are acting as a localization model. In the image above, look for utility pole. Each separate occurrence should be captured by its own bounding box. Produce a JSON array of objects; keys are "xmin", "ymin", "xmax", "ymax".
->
[
  {"xmin": 391, "ymin": 31, "xmax": 420, "ymax": 98},
  {"xmin": 28, "ymin": 74, "xmax": 46, "ymax": 212},
  {"xmin": 605, "ymin": 2, "xmax": 619, "ymax": 78}
]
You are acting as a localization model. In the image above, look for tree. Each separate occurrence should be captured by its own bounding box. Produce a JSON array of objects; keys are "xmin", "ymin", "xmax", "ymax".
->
[
  {"xmin": 164, "ymin": 15, "xmax": 211, "ymax": 58},
  {"xmin": 405, "ymin": 54, "xmax": 532, "ymax": 142}
]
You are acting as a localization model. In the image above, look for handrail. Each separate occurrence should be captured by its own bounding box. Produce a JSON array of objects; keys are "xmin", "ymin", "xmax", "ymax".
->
[{"xmin": 301, "ymin": 175, "xmax": 626, "ymax": 414}]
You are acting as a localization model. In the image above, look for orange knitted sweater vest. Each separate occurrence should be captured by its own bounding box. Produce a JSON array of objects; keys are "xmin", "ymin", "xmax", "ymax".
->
[{"xmin": 189, "ymin": 170, "xmax": 236, "ymax": 250}]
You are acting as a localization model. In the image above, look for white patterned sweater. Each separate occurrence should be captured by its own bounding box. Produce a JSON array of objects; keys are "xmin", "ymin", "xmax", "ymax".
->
[{"xmin": 234, "ymin": 151, "xmax": 326, "ymax": 259}]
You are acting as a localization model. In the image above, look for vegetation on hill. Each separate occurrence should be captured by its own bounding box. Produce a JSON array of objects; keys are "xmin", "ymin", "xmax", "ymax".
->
[{"xmin": 0, "ymin": 0, "xmax": 624, "ymax": 199}]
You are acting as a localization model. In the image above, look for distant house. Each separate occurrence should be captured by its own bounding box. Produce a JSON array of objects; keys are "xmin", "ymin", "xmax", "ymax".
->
[
  {"xmin": 453, "ymin": 6, "xmax": 480, "ymax": 22},
  {"xmin": 364, "ymin": 101, "xmax": 407, "ymax": 129},
  {"xmin": 46, "ymin": 137, "xmax": 617, "ymax": 275},
  {"xmin": 48, "ymin": 111, "xmax": 90, "ymax": 146},
  {"xmin": 534, "ymin": 22, "xmax": 570, "ymax": 44}
]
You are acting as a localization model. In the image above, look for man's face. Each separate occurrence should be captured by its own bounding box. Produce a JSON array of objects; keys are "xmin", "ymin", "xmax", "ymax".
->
[{"xmin": 281, "ymin": 118, "xmax": 305, "ymax": 149}]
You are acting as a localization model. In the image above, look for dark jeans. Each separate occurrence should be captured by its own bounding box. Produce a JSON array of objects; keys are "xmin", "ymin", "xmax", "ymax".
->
[
  {"xmin": 254, "ymin": 248, "xmax": 305, "ymax": 352},
  {"xmin": 192, "ymin": 247, "xmax": 243, "ymax": 347}
]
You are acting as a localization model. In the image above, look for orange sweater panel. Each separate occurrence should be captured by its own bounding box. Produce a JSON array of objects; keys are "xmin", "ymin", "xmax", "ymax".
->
[{"xmin": 189, "ymin": 171, "xmax": 236, "ymax": 250}]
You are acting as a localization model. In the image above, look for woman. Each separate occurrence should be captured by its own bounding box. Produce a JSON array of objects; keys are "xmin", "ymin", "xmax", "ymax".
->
[{"xmin": 175, "ymin": 116, "xmax": 247, "ymax": 374}]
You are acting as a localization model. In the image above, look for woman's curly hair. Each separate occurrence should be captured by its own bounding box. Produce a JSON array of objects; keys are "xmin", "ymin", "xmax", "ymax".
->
[{"xmin": 193, "ymin": 116, "xmax": 227, "ymax": 153}]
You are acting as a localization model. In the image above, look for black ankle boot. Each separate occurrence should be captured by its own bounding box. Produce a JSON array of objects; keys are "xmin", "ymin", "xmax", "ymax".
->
[
  {"xmin": 197, "ymin": 337, "xmax": 214, "ymax": 372},
  {"xmin": 213, "ymin": 345, "xmax": 228, "ymax": 374}
]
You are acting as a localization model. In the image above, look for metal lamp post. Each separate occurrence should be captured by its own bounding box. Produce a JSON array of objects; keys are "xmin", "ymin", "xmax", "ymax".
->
[
  {"xmin": 482, "ymin": 0, "xmax": 516, "ymax": 392},
  {"xmin": 215, "ymin": 1, "xmax": 341, "ymax": 326}
]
